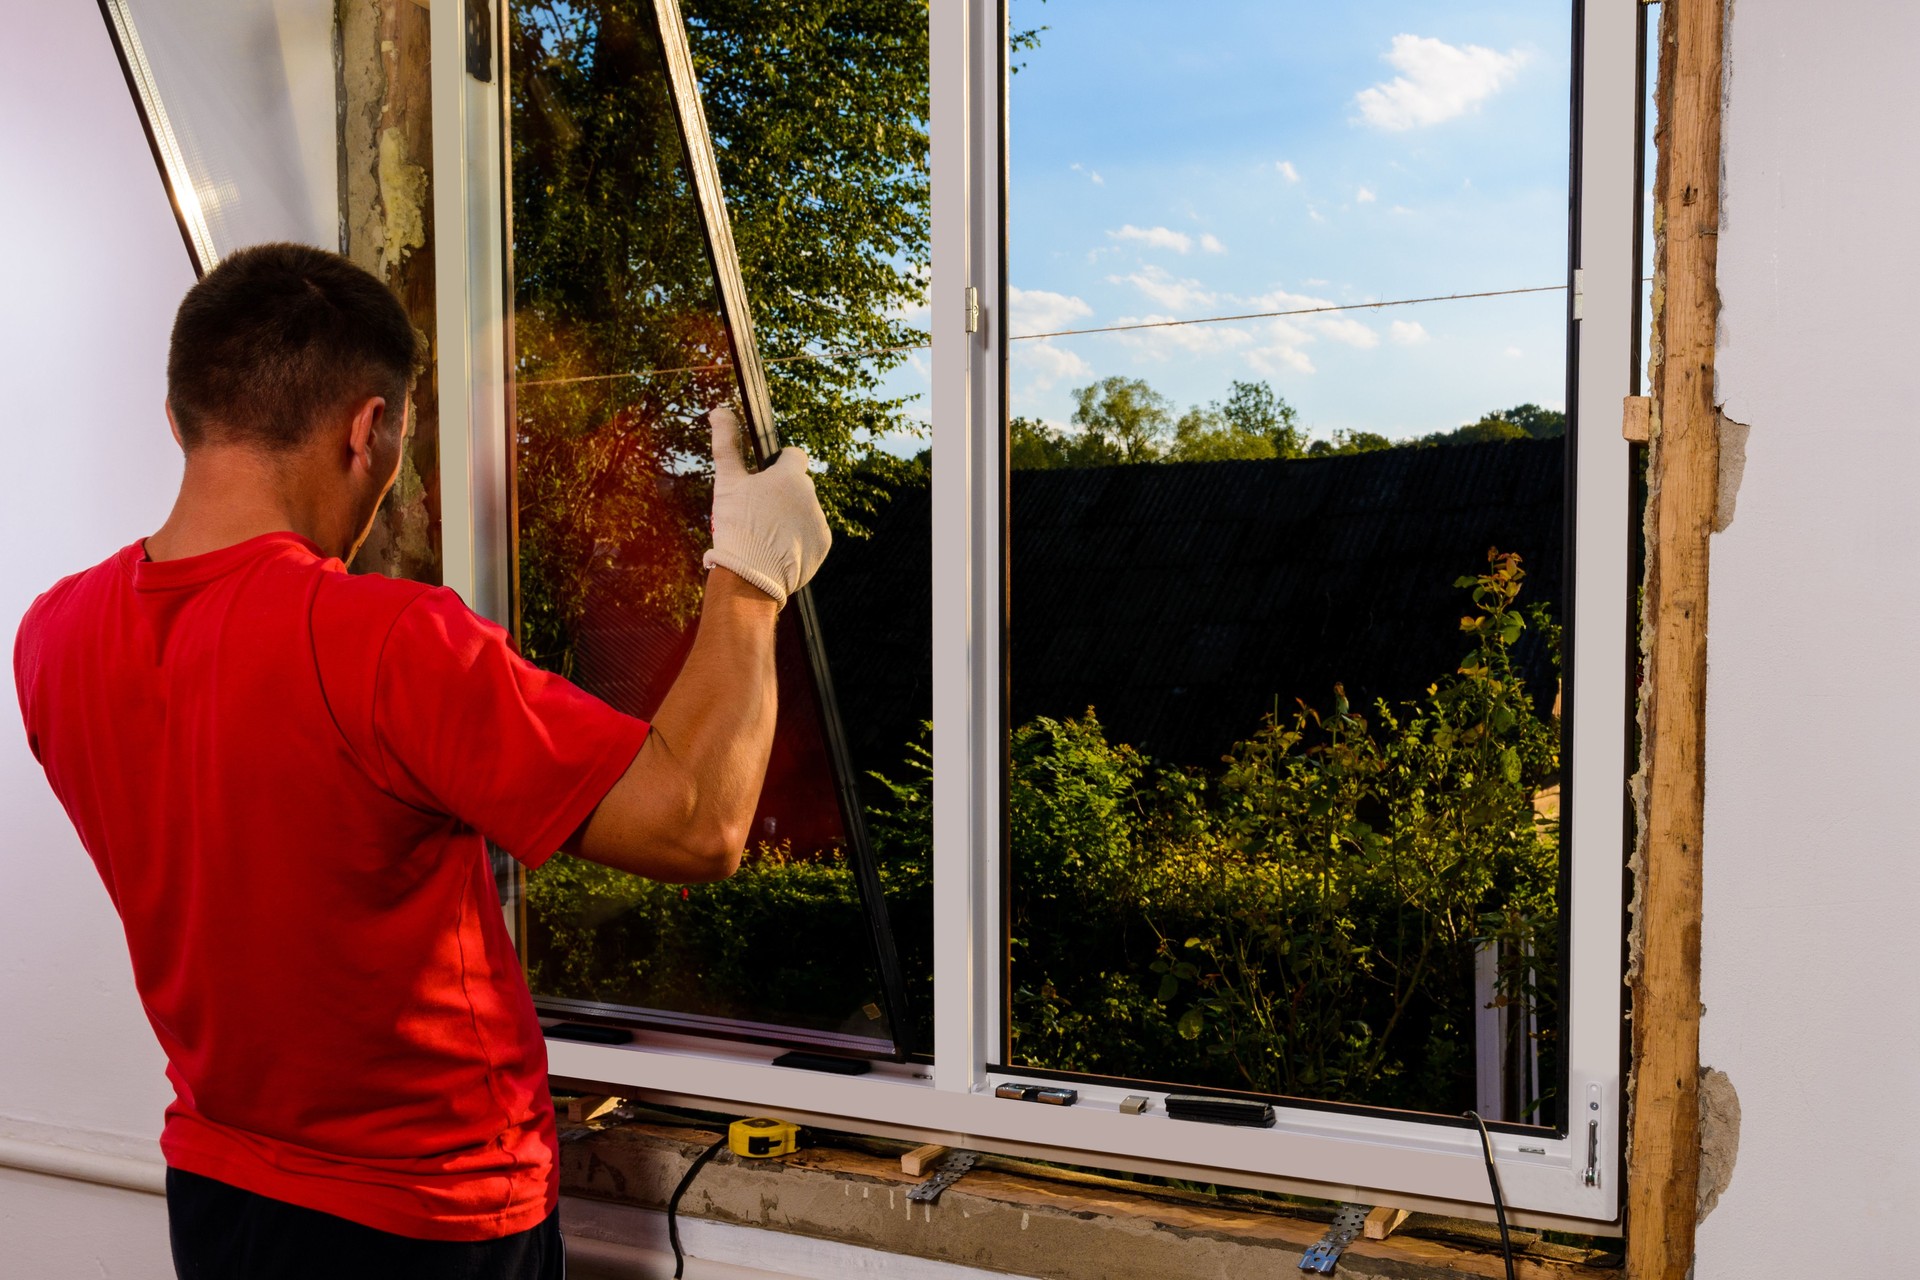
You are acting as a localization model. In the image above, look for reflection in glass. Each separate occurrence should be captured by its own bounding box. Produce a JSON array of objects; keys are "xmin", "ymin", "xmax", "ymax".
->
[
  {"xmin": 1004, "ymin": 1, "xmax": 1571, "ymax": 1123},
  {"xmin": 508, "ymin": 1, "xmax": 930, "ymax": 1055},
  {"xmin": 100, "ymin": 0, "xmax": 343, "ymax": 265}
]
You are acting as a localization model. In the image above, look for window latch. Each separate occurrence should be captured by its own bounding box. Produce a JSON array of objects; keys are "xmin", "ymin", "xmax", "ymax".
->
[
  {"xmin": 964, "ymin": 285, "xmax": 981, "ymax": 335},
  {"xmin": 1583, "ymin": 1082, "xmax": 1603, "ymax": 1188}
]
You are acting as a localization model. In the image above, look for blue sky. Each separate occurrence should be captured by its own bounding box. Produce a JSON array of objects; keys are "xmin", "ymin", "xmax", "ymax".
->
[{"xmin": 880, "ymin": 1, "xmax": 1578, "ymax": 445}]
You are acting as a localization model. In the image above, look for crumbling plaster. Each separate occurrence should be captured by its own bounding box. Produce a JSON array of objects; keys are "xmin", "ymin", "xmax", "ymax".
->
[
  {"xmin": 1694, "ymin": 0, "xmax": 1920, "ymax": 1274},
  {"xmin": 337, "ymin": 0, "xmax": 441, "ymax": 584}
]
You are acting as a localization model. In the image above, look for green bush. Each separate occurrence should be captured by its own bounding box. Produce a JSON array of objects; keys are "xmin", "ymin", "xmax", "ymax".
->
[{"xmin": 526, "ymin": 551, "xmax": 1561, "ymax": 1116}]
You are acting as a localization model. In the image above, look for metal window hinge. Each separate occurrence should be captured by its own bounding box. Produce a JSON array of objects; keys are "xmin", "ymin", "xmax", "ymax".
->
[
  {"xmin": 1298, "ymin": 1203, "xmax": 1369, "ymax": 1274},
  {"xmin": 908, "ymin": 1149, "xmax": 978, "ymax": 1204},
  {"xmin": 1572, "ymin": 267, "xmax": 1585, "ymax": 321},
  {"xmin": 964, "ymin": 285, "xmax": 981, "ymax": 334}
]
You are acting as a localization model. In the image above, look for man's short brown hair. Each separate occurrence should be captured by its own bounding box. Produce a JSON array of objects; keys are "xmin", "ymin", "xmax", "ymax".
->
[{"xmin": 166, "ymin": 243, "xmax": 423, "ymax": 450}]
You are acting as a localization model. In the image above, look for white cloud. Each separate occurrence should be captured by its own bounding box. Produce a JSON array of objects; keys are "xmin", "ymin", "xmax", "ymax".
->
[
  {"xmin": 1308, "ymin": 206, "xmax": 1327, "ymax": 224},
  {"xmin": 1277, "ymin": 160, "xmax": 1301, "ymax": 183},
  {"xmin": 1071, "ymin": 162, "xmax": 1105, "ymax": 186},
  {"xmin": 1505, "ymin": 345, "xmax": 1525, "ymax": 359},
  {"xmin": 1014, "ymin": 341, "xmax": 1093, "ymax": 391},
  {"xmin": 1009, "ymin": 287, "xmax": 1092, "ymax": 335},
  {"xmin": 1353, "ymin": 35, "xmax": 1527, "ymax": 131},
  {"xmin": 1390, "ymin": 319, "xmax": 1430, "ymax": 345},
  {"xmin": 1109, "ymin": 265, "xmax": 1216, "ymax": 314},
  {"xmin": 1356, "ymin": 186, "xmax": 1377, "ymax": 204},
  {"xmin": 1247, "ymin": 319, "xmax": 1318, "ymax": 377},
  {"xmin": 1318, "ymin": 316, "xmax": 1381, "ymax": 349},
  {"xmin": 1107, "ymin": 224, "xmax": 1194, "ymax": 254},
  {"xmin": 1111, "ymin": 315, "xmax": 1254, "ymax": 360},
  {"xmin": 1199, "ymin": 233, "xmax": 1227, "ymax": 254}
]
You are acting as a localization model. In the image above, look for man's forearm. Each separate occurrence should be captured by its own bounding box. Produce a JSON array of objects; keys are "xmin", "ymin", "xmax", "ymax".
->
[
  {"xmin": 643, "ymin": 568, "xmax": 781, "ymax": 856},
  {"xmin": 568, "ymin": 409, "xmax": 829, "ymax": 882}
]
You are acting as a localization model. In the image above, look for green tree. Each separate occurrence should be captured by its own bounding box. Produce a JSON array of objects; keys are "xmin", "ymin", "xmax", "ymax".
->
[
  {"xmin": 1165, "ymin": 382, "xmax": 1306, "ymax": 462},
  {"xmin": 1010, "ymin": 414, "xmax": 1125, "ymax": 469},
  {"xmin": 1429, "ymin": 417, "xmax": 1531, "ymax": 446},
  {"xmin": 1219, "ymin": 379, "xmax": 1305, "ymax": 456},
  {"xmin": 1166, "ymin": 406, "xmax": 1277, "ymax": 462},
  {"xmin": 1423, "ymin": 403, "xmax": 1566, "ymax": 447},
  {"xmin": 1491, "ymin": 403, "xmax": 1566, "ymax": 439},
  {"xmin": 509, "ymin": 0, "xmax": 930, "ymax": 671},
  {"xmin": 1071, "ymin": 375, "xmax": 1175, "ymax": 463},
  {"xmin": 686, "ymin": 0, "xmax": 932, "ymax": 518},
  {"xmin": 1306, "ymin": 429, "xmax": 1396, "ymax": 457}
]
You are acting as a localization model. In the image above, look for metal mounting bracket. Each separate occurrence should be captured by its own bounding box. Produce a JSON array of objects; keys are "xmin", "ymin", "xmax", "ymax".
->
[
  {"xmin": 1298, "ymin": 1203, "xmax": 1370, "ymax": 1274},
  {"xmin": 907, "ymin": 1149, "xmax": 979, "ymax": 1205}
]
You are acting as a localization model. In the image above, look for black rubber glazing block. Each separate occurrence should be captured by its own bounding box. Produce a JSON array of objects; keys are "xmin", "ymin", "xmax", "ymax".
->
[
  {"xmin": 771, "ymin": 1051, "xmax": 873, "ymax": 1075},
  {"xmin": 545, "ymin": 1023, "xmax": 634, "ymax": 1045},
  {"xmin": 1164, "ymin": 1094, "xmax": 1277, "ymax": 1127}
]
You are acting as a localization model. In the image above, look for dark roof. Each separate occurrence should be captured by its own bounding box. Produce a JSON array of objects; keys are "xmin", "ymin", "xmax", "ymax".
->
[{"xmin": 811, "ymin": 436, "xmax": 1565, "ymax": 786}]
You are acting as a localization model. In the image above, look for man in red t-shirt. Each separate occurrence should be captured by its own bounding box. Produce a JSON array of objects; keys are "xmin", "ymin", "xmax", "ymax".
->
[{"xmin": 12, "ymin": 243, "xmax": 831, "ymax": 1277}]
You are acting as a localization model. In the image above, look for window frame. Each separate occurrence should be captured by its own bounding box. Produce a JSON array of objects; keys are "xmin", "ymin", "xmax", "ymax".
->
[{"xmin": 436, "ymin": 0, "xmax": 1642, "ymax": 1229}]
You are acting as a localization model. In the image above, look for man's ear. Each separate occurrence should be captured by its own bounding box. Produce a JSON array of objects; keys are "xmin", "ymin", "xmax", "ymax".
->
[{"xmin": 345, "ymin": 396, "xmax": 389, "ymax": 473}]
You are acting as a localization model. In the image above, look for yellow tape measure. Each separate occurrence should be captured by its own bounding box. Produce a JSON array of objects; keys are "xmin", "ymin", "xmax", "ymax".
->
[{"xmin": 728, "ymin": 1117, "xmax": 800, "ymax": 1159}]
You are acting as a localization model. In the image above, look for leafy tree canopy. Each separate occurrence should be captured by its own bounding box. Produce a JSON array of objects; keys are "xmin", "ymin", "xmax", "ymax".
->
[
  {"xmin": 1421, "ymin": 403, "xmax": 1567, "ymax": 448},
  {"xmin": 1013, "ymin": 378, "xmax": 1561, "ymax": 470},
  {"xmin": 1070, "ymin": 375, "xmax": 1176, "ymax": 463},
  {"xmin": 510, "ymin": 0, "xmax": 930, "ymax": 668}
]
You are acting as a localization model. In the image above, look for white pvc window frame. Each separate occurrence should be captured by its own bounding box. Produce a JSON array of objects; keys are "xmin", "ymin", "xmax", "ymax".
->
[{"xmin": 437, "ymin": 0, "xmax": 1641, "ymax": 1230}]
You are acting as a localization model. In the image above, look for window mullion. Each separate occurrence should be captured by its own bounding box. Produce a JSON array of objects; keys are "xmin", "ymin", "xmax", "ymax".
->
[{"xmin": 930, "ymin": 0, "xmax": 992, "ymax": 1092}]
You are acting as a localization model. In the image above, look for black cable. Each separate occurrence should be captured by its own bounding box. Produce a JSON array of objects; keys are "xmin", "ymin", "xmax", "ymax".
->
[
  {"xmin": 666, "ymin": 1134, "xmax": 729, "ymax": 1279},
  {"xmin": 1462, "ymin": 1111, "xmax": 1517, "ymax": 1280}
]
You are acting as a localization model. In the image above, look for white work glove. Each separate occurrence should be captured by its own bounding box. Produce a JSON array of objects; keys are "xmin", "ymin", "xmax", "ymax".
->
[{"xmin": 701, "ymin": 406, "xmax": 832, "ymax": 608}]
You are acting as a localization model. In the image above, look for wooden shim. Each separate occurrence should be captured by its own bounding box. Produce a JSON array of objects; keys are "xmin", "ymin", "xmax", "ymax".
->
[
  {"xmin": 901, "ymin": 1143, "xmax": 953, "ymax": 1177},
  {"xmin": 1363, "ymin": 1206, "xmax": 1411, "ymax": 1241},
  {"xmin": 1627, "ymin": 0, "xmax": 1723, "ymax": 1277},
  {"xmin": 1622, "ymin": 395, "xmax": 1652, "ymax": 444},
  {"xmin": 566, "ymin": 1094, "xmax": 624, "ymax": 1124}
]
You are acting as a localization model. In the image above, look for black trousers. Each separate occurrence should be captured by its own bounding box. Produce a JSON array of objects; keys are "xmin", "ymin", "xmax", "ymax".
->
[{"xmin": 166, "ymin": 1168, "xmax": 566, "ymax": 1280}]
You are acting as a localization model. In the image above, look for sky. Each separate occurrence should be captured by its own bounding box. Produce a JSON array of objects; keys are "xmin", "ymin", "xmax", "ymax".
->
[{"xmin": 879, "ymin": 0, "xmax": 1582, "ymax": 446}]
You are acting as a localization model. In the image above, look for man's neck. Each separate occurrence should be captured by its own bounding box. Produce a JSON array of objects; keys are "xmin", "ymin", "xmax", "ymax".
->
[{"xmin": 145, "ymin": 446, "xmax": 334, "ymax": 563}]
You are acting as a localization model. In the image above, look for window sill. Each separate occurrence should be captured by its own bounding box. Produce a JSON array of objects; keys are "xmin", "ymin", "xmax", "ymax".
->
[{"xmin": 559, "ymin": 1114, "xmax": 1622, "ymax": 1280}]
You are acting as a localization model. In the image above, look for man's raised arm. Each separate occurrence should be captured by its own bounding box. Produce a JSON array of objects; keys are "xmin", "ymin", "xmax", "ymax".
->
[{"xmin": 565, "ymin": 409, "xmax": 832, "ymax": 882}]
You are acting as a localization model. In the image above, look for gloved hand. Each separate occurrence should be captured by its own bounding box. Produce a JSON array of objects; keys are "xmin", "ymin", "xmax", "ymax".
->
[{"xmin": 701, "ymin": 406, "xmax": 831, "ymax": 608}]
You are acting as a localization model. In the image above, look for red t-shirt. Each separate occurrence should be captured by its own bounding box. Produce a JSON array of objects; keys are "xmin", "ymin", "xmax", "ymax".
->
[{"xmin": 12, "ymin": 532, "xmax": 649, "ymax": 1241}]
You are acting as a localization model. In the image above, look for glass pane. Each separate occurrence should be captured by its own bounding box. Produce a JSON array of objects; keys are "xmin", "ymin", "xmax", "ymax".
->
[
  {"xmin": 1005, "ymin": 0, "xmax": 1571, "ymax": 1124},
  {"xmin": 703, "ymin": 0, "xmax": 937, "ymax": 1057},
  {"xmin": 509, "ymin": 0, "xmax": 926, "ymax": 1055},
  {"xmin": 101, "ymin": 0, "xmax": 342, "ymax": 263}
]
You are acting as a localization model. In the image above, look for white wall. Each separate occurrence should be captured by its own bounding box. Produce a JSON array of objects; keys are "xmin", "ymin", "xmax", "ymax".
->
[
  {"xmin": 1699, "ymin": 0, "xmax": 1920, "ymax": 1273},
  {"xmin": 0, "ymin": 4, "xmax": 194, "ymax": 1274}
]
